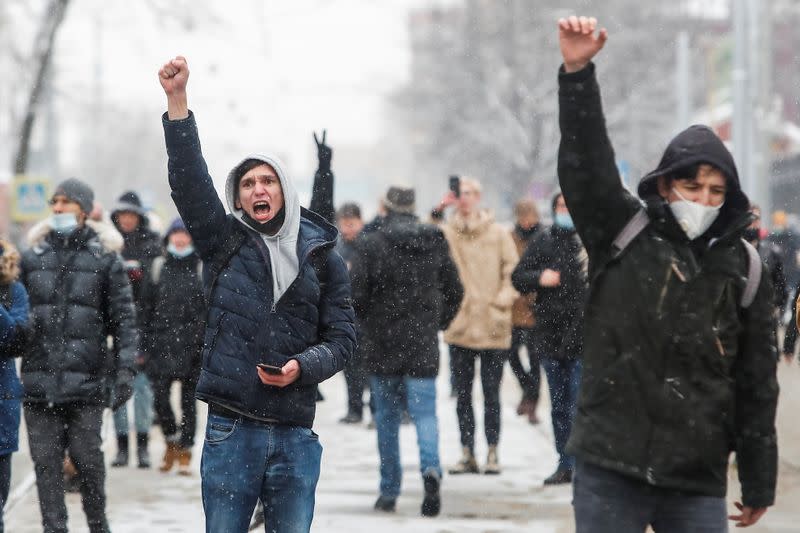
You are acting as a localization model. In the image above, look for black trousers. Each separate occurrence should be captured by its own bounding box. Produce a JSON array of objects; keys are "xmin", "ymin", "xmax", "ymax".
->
[
  {"xmin": 24, "ymin": 402, "xmax": 108, "ymax": 533},
  {"xmin": 0, "ymin": 452, "xmax": 10, "ymax": 533},
  {"xmin": 449, "ymin": 345, "xmax": 506, "ymax": 450},
  {"xmin": 152, "ymin": 375, "xmax": 198, "ymax": 448},
  {"xmin": 508, "ymin": 327, "xmax": 541, "ymax": 402}
]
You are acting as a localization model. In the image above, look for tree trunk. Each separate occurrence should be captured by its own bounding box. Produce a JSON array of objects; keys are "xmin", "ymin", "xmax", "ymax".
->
[{"xmin": 13, "ymin": 0, "xmax": 70, "ymax": 176}]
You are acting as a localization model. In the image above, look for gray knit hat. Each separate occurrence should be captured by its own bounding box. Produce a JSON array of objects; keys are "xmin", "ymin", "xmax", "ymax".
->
[{"xmin": 52, "ymin": 178, "xmax": 94, "ymax": 214}]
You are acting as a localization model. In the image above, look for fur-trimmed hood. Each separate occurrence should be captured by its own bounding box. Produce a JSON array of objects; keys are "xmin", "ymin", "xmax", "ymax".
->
[{"xmin": 26, "ymin": 218, "xmax": 124, "ymax": 253}]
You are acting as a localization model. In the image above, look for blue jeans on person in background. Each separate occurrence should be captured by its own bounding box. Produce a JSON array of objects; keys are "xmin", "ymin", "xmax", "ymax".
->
[
  {"xmin": 370, "ymin": 376, "xmax": 441, "ymax": 499},
  {"xmin": 541, "ymin": 357, "xmax": 582, "ymax": 472},
  {"xmin": 201, "ymin": 412, "xmax": 322, "ymax": 533},
  {"xmin": 113, "ymin": 372, "xmax": 153, "ymax": 435},
  {"xmin": 573, "ymin": 460, "xmax": 728, "ymax": 532}
]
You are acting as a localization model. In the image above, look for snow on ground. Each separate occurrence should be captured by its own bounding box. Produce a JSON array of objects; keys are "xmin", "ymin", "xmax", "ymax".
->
[
  {"xmin": 7, "ymin": 352, "xmax": 800, "ymax": 532},
  {"xmin": 6, "ymin": 348, "xmax": 574, "ymax": 532}
]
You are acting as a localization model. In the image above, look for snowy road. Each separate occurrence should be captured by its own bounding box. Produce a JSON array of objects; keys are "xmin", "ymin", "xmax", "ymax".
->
[{"xmin": 6, "ymin": 354, "xmax": 800, "ymax": 532}]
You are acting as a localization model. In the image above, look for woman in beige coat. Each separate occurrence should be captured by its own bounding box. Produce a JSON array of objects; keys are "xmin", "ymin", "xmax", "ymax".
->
[{"xmin": 439, "ymin": 177, "xmax": 519, "ymax": 475}]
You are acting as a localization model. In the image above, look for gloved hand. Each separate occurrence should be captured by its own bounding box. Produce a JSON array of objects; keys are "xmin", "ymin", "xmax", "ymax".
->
[
  {"xmin": 313, "ymin": 130, "xmax": 332, "ymax": 172},
  {"xmin": 112, "ymin": 370, "xmax": 135, "ymax": 410}
]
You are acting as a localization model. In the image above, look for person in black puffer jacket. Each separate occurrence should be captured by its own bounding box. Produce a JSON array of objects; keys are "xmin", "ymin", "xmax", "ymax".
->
[
  {"xmin": 20, "ymin": 178, "xmax": 137, "ymax": 533},
  {"xmin": 110, "ymin": 190, "xmax": 162, "ymax": 468},
  {"xmin": 141, "ymin": 218, "xmax": 205, "ymax": 476},
  {"xmin": 557, "ymin": 17, "xmax": 777, "ymax": 532},
  {"xmin": 159, "ymin": 56, "xmax": 355, "ymax": 533},
  {"xmin": 512, "ymin": 192, "xmax": 587, "ymax": 486},
  {"xmin": 350, "ymin": 185, "xmax": 463, "ymax": 516}
]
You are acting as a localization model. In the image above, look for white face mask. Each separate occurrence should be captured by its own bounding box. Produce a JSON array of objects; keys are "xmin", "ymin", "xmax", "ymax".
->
[
  {"xmin": 668, "ymin": 188, "xmax": 724, "ymax": 240},
  {"xmin": 50, "ymin": 213, "xmax": 79, "ymax": 235}
]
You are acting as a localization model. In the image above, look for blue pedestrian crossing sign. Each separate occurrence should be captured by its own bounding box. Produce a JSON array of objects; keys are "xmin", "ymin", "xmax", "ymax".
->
[{"xmin": 11, "ymin": 176, "xmax": 51, "ymax": 222}]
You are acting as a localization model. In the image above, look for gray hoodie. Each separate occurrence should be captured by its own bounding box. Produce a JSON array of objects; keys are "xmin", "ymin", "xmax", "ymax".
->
[{"xmin": 225, "ymin": 154, "xmax": 301, "ymax": 302}]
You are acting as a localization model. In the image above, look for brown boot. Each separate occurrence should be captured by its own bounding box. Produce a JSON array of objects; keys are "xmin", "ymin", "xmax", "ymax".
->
[
  {"xmin": 159, "ymin": 441, "xmax": 179, "ymax": 473},
  {"xmin": 516, "ymin": 398, "xmax": 535, "ymax": 416},
  {"xmin": 527, "ymin": 400, "xmax": 540, "ymax": 425},
  {"xmin": 177, "ymin": 447, "xmax": 192, "ymax": 476}
]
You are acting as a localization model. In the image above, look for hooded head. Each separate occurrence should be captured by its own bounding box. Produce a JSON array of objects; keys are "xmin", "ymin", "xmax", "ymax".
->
[
  {"xmin": 225, "ymin": 155, "xmax": 299, "ymax": 238},
  {"xmin": 225, "ymin": 154, "xmax": 301, "ymax": 302},
  {"xmin": 638, "ymin": 125, "xmax": 749, "ymax": 215},
  {"xmin": 111, "ymin": 191, "xmax": 149, "ymax": 234}
]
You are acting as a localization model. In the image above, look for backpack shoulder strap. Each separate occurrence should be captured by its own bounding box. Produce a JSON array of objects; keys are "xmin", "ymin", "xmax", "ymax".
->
[
  {"xmin": 740, "ymin": 239, "xmax": 762, "ymax": 309},
  {"xmin": 611, "ymin": 209, "xmax": 650, "ymax": 259},
  {"xmin": 150, "ymin": 256, "xmax": 166, "ymax": 285}
]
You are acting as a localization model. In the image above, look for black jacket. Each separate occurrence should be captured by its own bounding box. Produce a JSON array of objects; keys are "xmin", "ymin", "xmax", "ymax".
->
[
  {"xmin": 141, "ymin": 253, "xmax": 205, "ymax": 380},
  {"xmin": 116, "ymin": 227, "xmax": 162, "ymax": 332},
  {"xmin": 19, "ymin": 226, "xmax": 138, "ymax": 405},
  {"xmin": 163, "ymin": 112, "xmax": 356, "ymax": 428},
  {"xmin": 350, "ymin": 212, "xmax": 463, "ymax": 377},
  {"xmin": 511, "ymin": 223, "xmax": 587, "ymax": 359},
  {"xmin": 558, "ymin": 63, "xmax": 778, "ymax": 507}
]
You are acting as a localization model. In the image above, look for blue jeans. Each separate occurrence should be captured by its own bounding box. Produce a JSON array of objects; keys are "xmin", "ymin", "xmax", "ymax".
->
[
  {"xmin": 201, "ymin": 413, "xmax": 322, "ymax": 533},
  {"xmin": 113, "ymin": 372, "xmax": 153, "ymax": 434},
  {"xmin": 573, "ymin": 460, "xmax": 728, "ymax": 532},
  {"xmin": 541, "ymin": 357, "xmax": 582, "ymax": 471},
  {"xmin": 370, "ymin": 376, "xmax": 441, "ymax": 499}
]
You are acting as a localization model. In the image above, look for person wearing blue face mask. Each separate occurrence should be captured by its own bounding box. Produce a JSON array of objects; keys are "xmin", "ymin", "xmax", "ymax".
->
[
  {"xmin": 140, "ymin": 218, "xmax": 205, "ymax": 476},
  {"xmin": 19, "ymin": 178, "xmax": 138, "ymax": 533},
  {"xmin": 511, "ymin": 191, "xmax": 587, "ymax": 486}
]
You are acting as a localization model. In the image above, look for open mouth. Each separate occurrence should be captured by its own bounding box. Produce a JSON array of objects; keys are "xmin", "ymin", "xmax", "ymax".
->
[{"xmin": 252, "ymin": 201, "xmax": 272, "ymax": 220}]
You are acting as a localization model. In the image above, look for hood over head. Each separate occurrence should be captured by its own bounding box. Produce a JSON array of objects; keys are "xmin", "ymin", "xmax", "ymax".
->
[
  {"xmin": 225, "ymin": 154, "xmax": 301, "ymax": 302},
  {"xmin": 111, "ymin": 190, "xmax": 150, "ymax": 229},
  {"xmin": 637, "ymin": 125, "xmax": 749, "ymax": 215}
]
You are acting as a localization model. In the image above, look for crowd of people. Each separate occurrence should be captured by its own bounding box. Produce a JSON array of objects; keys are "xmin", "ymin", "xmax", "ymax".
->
[{"xmin": 0, "ymin": 14, "xmax": 791, "ymax": 533}]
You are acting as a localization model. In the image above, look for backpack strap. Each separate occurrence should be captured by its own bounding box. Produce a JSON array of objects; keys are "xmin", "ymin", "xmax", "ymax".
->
[
  {"xmin": 740, "ymin": 239, "xmax": 762, "ymax": 309},
  {"xmin": 611, "ymin": 209, "xmax": 650, "ymax": 259}
]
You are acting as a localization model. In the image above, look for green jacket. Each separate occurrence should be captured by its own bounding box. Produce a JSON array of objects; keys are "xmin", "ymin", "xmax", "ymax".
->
[{"xmin": 558, "ymin": 63, "xmax": 778, "ymax": 507}]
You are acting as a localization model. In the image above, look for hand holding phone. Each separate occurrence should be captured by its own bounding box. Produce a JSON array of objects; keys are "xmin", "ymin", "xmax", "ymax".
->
[{"xmin": 257, "ymin": 363, "xmax": 283, "ymax": 375}]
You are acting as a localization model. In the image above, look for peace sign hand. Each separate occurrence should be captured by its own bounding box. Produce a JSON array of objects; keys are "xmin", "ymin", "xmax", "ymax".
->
[
  {"xmin": 313, "ymin": 130, "xmax": 332, "ymax": 170},
  {"xmin": 558, "ymin": 16, "xmax": 608, "ymax": 73}
]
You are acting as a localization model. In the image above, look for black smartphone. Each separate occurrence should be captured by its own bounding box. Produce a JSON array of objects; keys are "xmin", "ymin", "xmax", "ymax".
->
[
  {"xmin": 449, "ymin": 175, "xmax": 460, "ymax": 198},
  {"xmin": 257, "ymin": 363, "xmax": 283, "ymax": 375}
]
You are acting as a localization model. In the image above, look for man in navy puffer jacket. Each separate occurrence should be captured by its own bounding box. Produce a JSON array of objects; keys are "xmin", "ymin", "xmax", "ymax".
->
[{"xmin": 159, "ymin": 56, "xmax": 356, "ymax": 533}]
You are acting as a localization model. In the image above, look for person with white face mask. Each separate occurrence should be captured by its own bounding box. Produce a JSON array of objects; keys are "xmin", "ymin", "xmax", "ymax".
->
[
  {"xmin": 556, "ymin": 16, "xmax": 778, "ymax": 532},
  {"xmin": 19, "ymin": 178, "xmax": 138, "ymax": 533},
  {"xmin": 140, "ymin": 218, "xmax": 204, "ymax": 476}
]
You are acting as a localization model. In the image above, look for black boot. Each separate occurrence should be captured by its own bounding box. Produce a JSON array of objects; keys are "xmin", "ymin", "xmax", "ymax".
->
[
  {"xmin": 111, "ymin": 434, "xmax": 129, "ymax": 467},
  {"xmin": 136, "ymin": 433, "xmax": 151, "ymax": 469},
  {"xmin": 421, "ymin": 468, "xmax": 441, "ymax": 517}
]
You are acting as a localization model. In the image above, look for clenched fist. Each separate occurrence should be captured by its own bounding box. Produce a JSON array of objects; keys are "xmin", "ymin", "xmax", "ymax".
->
[
  {"xmin": 558, "ymin": 16, "xmax": 608, "ymax": 73},
  {"xmin": 158, "ymin": 56, "xmax": 190, "ymax": 120}
]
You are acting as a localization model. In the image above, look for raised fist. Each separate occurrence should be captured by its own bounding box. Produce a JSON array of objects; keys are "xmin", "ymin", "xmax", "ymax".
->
[
  {"xmin": 558, "ymin": 16, "xmax": 607, "ymax": 73},
  {"xmin": 158, "ymin": 56, "xmax": 190, "ymax": 96}
]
